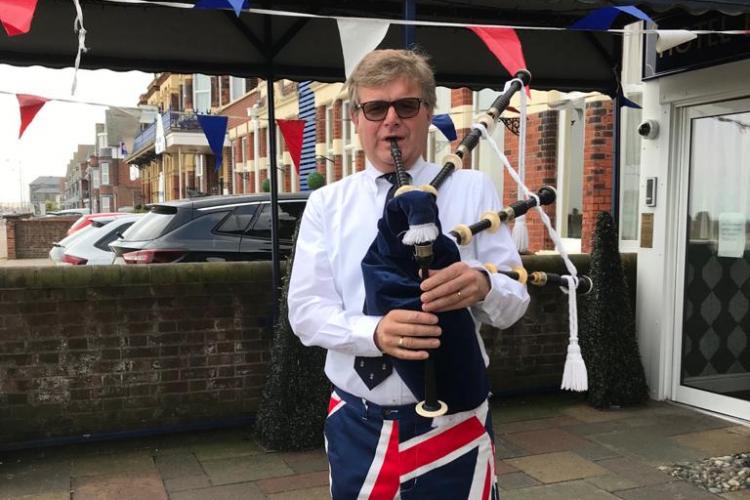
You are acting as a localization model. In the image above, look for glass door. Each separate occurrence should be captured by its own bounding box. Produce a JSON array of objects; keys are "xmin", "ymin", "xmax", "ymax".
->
[{"xmin": 675, "ymin": 98, "xmax": 750, "ymax": 421}]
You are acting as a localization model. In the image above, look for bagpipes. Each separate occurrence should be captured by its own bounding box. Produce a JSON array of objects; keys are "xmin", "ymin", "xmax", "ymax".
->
[{"xmin": 361, "ymin": 70, "xmax": 590, "ymax": 418}]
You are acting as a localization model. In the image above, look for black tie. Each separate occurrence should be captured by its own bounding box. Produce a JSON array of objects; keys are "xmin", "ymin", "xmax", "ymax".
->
[{"xmin": 353, "ymin": 171, "xmax": 410, "ymax": 389}]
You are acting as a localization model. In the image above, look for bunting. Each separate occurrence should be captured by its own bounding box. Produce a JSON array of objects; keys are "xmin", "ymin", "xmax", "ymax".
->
[
  {"xmin": 468, "ymin": 27, "xmax": 528, "ymax": 82},
  {"xmin": 337, "ymin": 18, "xmax": 390, "ymax": 79},
  {"xmin": 193, "ymin": 0, "xmax": 249, "ymax": 17},
  {"xmin": 0, "ymin": 0, "xmax": 38, "ymax": 37},
  {"xmin": 431, "ymin": 114, "xmax": 457, "ymax": 141},
  {"xmin": 655, "ymin": 29, "xmax": 698, "ymax": 53},
  {"xmin": 197, "ymin": 114, "xmax": 228, "ymax": 172},
  {"xmin": 569, "ymin": 5, "xmax": 653, "ymax": 31},
  {"xmin": 16, "ymin": 93, "xmax": 48, "ymax": 138},
  {"xmin": 276, "ymin": 119, "xmax": 306, "ymax": 174}
]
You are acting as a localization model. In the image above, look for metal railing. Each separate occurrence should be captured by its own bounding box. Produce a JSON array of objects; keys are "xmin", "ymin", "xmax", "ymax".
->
[{"xmin": 131, "ymin": 109, "xmax": 206, "ymax": 155}]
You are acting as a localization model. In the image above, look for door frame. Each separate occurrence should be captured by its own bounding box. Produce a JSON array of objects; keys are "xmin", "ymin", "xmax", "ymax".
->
[{"xmin": 668, "ymin": 97, "xmax": 750, "ymax": 422}]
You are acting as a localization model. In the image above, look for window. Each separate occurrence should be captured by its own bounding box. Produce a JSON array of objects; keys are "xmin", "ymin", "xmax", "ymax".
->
[
  {"xmin": 325, "ymin": 104, "xmax": 334, "ymax": 182},
  {"xmin": 216, "ymin": 203, "xmax": 259, "ymax": 234},
  {"xmin": 92, "ymin": 168, "xmax": 100, "ymax": 189},
  {"xmin": 246, "ymin": 201, "xmax": 306, "ymax": 240},
  {"xmin": 101, "ymin": 195, "xmax": 111, "ymax": 212},
  {"xmin": 229, "ymin": 76, "xmax": 246, "ymax": 102},
  {"xmin": 101, "ymin": 163, "xmax": 110, "ymax": 185},
  {"xmin": 557, "ymin": 105, "xmax": 585, "ymax": 247},
  {"xmin": 97, "ymin": 131, "xmax": 108, "ymax": 151},
  {"xmin": 342, "ymin": 102, "xmax": 354, "ymax": 177},
  {"xmin": 193, "ymin": 74, "xmax": 211, "ymax": 113},
  {"xmin": 94, "ymin": 221, "xmax": 134, "ymax": 251},
  {"xmin": 471, "ymin": 89, "xmax": 505, "ymax": 194}
]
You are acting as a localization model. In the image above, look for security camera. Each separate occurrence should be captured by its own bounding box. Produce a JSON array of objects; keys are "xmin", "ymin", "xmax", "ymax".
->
[{"xmin": 638, "ymin": 119, "xmax": 659, "ymax": 139}]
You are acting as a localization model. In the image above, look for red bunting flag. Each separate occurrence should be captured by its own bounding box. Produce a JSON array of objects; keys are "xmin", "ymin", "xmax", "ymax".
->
[
  {"xmin": 276, "ymin": 119, "xmax": 306, "ymax": 174},
  {"xmin": 0, "ymin": 0, "xmax": 39, "ymax": 37},
  {"xmin": 17, "ymin": 94, "xmax": 48, "ymax": 138},
  {"xmin": 469, "ymin": 26, "xmax": 528, "ymax": 84}
]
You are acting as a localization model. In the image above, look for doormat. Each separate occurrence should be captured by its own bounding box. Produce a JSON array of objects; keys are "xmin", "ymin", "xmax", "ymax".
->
[{"xmin": 659, "ymin": 453, "xmax": 749, "ymax": 494}]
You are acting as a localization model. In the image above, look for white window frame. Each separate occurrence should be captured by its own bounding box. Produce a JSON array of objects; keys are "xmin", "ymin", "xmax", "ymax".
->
[
  {"xmin": 193, "ymin": 74, "xmax": 211, "ymax": 113},
  {"xmin": 325, "ymin": 104, "xmax": 335, "ymax": 182},
  {"xmin": 619, "ymin": 89, "xmax": 643, "ymax": 251},
  {"xmin": 229, "ymin": 76, "xmax": 246, "ymax": 102},
  {"xmin": 100, "ymin": 162, "xmax": 110, "ymax": 186},
  {"xmin": 101, "ymin": 195, "xmax": 111, "ymax": 213},
  {"xmin": 91, "ymin": 168, "xmax": 100, "ymax": 189},
  {"xmin": 555, "ymin": 105, "xmax": 585, "ymax": 254},
  {"xmin": 342, "ymin": 102, "xmax": 354, "ymax": 177},
  {"xmin": 471, "ymin": 89, "xmax": 505, "ymax": 195}
]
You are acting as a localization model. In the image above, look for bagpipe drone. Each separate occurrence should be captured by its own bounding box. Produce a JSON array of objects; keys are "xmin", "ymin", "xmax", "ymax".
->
[{"xmin": 362, "ymin": 70, "xmax": 591, "ymax": 418}]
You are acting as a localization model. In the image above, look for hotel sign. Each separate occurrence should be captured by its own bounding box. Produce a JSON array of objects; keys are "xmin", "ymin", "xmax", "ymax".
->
[{"xmin": 644, "ymin": 13, "xmax": 750, "ymax": 79}]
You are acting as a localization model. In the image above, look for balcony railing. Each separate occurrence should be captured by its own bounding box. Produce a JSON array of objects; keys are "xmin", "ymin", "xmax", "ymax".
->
[{"xmin": 131, "ymin": 109, "xmax": 206, "ymax": 156}]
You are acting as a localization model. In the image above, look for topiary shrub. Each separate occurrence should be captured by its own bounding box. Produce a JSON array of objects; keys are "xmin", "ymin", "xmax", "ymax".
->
[
  {"xmin": 261, "ymin": 178, "xmax": 270, "ymax": 192},
  {"xmin": 580, "ymin": 211, "xmax": 649, "ymax": 409},
  {"xmin": 307, "ymin": 171, "xmax": 326, "ymax": 190},
  {"xmin": 255, "ymin": 222, "xmax": 330, "ymax": 451}
]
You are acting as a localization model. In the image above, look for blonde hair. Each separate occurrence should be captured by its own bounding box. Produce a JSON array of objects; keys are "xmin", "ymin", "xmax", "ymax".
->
[{"xmin": 346, "ymin": 49, "xmax": 436, "ymax": 111}]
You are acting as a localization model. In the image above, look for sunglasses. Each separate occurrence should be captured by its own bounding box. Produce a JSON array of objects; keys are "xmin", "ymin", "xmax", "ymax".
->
[{"xmin": 355, "ymin": 97, "xmax": 424, "ymax": 121}]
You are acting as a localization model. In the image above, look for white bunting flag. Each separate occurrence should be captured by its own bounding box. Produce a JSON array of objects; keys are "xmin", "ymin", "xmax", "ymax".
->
[
  {"xmin": 337, "ymin": 18, "xmax": 390, "ymax": 79},
  {"xmin": 655, "ymin": 30, "xmax": 698, "ymax": 54}
]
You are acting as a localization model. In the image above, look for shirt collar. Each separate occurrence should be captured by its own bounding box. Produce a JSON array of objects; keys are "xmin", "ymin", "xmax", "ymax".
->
[{"xmin": 364, "ymin": 156, "xmax": 430, "ymax": 185}]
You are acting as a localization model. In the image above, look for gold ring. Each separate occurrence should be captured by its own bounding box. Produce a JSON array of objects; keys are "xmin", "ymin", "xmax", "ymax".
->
[{"xmin": 398, "ymin": 336, "xmax": 405, "ymax": 347}]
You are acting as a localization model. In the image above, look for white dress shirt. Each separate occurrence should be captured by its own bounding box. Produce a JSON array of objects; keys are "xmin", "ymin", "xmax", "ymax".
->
[{"xmin": 288, "ymin": 157, "xmax": 530, "ymax": 406}]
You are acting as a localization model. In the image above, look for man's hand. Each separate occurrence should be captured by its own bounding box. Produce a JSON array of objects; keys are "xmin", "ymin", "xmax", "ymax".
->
[
  {"xmin": 420, "ymin": 262, "xmax": 490, "ymax": 313},
  {"xmin": 375, "ymin": 309, "xmax": 441, "ymax": 360}
]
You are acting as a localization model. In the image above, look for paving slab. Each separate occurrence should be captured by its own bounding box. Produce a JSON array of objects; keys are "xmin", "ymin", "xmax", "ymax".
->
[
  {"xmin": 500, "ymin": 479, "xmax": 621, "ymax": 500},
  {"xmin": 586, "ymin": 473, "xmax": 640, "ymax": 492},
  {"xmin": 614, "ymin": 480, "xmax": 723, "ymax": 500},
  {"xmin": 163, "ymin": 474, "xmax": 212, "ymax": 493},
  {"xmin": 0, "ymin": 459, "xmax": 71, "ymax": 499},
  {"xmin": 595, "ymin": 457, "xmax": 672, "ymax": 487},
  {"xmin": 562, "ymin": 405, "xmax": 638, "ymax": 424},
  {"xmin": 497, "ymin": 471, "xmax": 541, "ymax": 490},
  {"xmin": 494, "ymin": 435, "xmax": 530, "ymax": 459},
  {"xmin": 1, "ymin": 493, "xmax": 69, "ymax": 500},
  {"xmin": 267, "ymin": 485, "xmax": 331, "ymax": 500},
  {"xmin": 169, "ymin": 481, "xmax": 266, "ymax": 500},
  {"xmin": 670, "ymin": 426, "xmax": 750, "ymax": 457},
  {"xmin": 71, "ymin": 451, "xmax": 156, "ymax": 477},
  {"xmin": 721, "ymin": 490, "xmax": 750, "ymax": 499},
  {"xmin": 72, "ymin": 470, "xmax": 167, "ymax": 500},
  {"xmin": 278, "ymin": 450, "xmax": 329, "ymax": 474},
  {"xmin": 495, "ymin": 460, "xmax": 519, "ymax": 476},
  {"xmin": 508, "ymin": 451, "xmax": 609, "ymax": 483},
  {"xmin": 503, "ymin": 428, "xmax": 594, "ymax": 455},
  {"xmin": 256, "ymin": 470, "xmax": 329, "ymax": 494},
  {"xmin": 155, "ymin": 453, "xmax": 205, "ymax": 480},
  {"xmin": 200, "ymin": 453, "xmax": 294, "ymax": 485},
  {"xmin": 496, "ymin": 416, "xmax": 580, "ymax": 435},
  {"xmin": 190, "ymin": 436, "xmax": 262, "ymax": 461},
  {"xmin": 588, "ymin": 429, "xmax": 708, "ymax": 465}
]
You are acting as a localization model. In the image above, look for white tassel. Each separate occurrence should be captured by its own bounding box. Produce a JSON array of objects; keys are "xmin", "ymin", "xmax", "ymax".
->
[
  {"xmin": 512, "ymin": 215, "xmax": 529, "ymax": 253},
  {"xmin": 71, "ymin": 0, "xmax": 88, "ymax": 95},
  {"xmin": 402, "ymin": 223, "xmax": 438, "ymax": 245},
  {"xmin": 561, "ymin": 341, "xmax": 588, "ymax": 391},
  {"xmin": 560, "ymin": 275, "xmax": 588, "ymax": 392}
]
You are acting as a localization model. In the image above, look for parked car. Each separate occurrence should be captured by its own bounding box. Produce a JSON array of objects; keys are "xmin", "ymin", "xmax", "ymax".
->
[
  {"xmin": 110, "ymin": 193, "xmax": 308, "ymax": 264},
  {"xmin": 47, "ymin": 208, "xmax": 90, "ymax": 217},
  {"xmin": 50, "ymin": 224, "xmax": 95, "ymax": 264},
  {"xmin": 62, "ymin": 214, "xmax": 143, "ymax": 265},
  {"xmin": 67, "ymin": 212, "xmax": 128, "ymax": 235}
]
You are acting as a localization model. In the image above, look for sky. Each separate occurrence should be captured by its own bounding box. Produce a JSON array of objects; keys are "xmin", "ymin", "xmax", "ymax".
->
[{"xmin": 0, "ymin": 64, "xmax": 153, "ymax": 204}]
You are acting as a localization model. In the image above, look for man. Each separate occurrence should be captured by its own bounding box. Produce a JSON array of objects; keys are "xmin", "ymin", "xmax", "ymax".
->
[{"xmin": 288, "ymin": 49, "xmax": 529, "ymax": 499}]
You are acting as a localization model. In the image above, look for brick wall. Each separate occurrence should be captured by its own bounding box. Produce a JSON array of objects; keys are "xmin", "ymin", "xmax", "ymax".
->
[
  {"xmin": 5, "ymin": 216, "xmax": 77, "ymax": 259},
  {"xmin": 0, "ymin": 255, "xmax": 636, "ymax": 445},
  {"xmin": 582, "ymin": 100, "xmax": 614, "ymax": 253}
]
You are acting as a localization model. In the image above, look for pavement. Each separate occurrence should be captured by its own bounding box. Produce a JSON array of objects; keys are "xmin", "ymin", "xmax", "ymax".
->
[{"xmin": 1, "ymin": 392, "xmax": 749, "ymax": 500}]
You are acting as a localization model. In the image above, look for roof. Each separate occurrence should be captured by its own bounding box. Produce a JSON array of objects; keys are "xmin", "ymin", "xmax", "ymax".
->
[{"xmin": 1, "ymin": 1, "xmax": 747, "ymax": 94}]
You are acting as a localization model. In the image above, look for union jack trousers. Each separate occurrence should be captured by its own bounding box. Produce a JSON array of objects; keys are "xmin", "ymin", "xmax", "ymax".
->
[{"xmin": 325, "ymin": 388, "xmax": 500, "ymax": 500}]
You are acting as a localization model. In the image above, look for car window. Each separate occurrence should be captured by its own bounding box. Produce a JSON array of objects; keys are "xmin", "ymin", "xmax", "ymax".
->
[
  {"xmin": 246, "ymin": 201, "xmax": 305, "ymax": 241},
  {"xmin": 122, "ymin": 210, "xmax": 175, "ymax": 241},
  {"xmin": 215, "ymin": 203, "xmax": 260, "ymax": 235},
  {"xmin": 94, "ymin": 222, "xmax": 136, "ymax": 251}
]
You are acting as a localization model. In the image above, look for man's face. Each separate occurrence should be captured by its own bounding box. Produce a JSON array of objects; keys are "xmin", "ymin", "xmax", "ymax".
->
[{"xmin": 351, "ymin": 78, "xmax": 432, "ymax": 173}]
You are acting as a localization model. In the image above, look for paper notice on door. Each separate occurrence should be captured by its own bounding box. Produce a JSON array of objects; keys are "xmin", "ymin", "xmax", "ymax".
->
[{"xmin": 718, "ymin": 212, "xmax": 746, "ymax": 258}]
